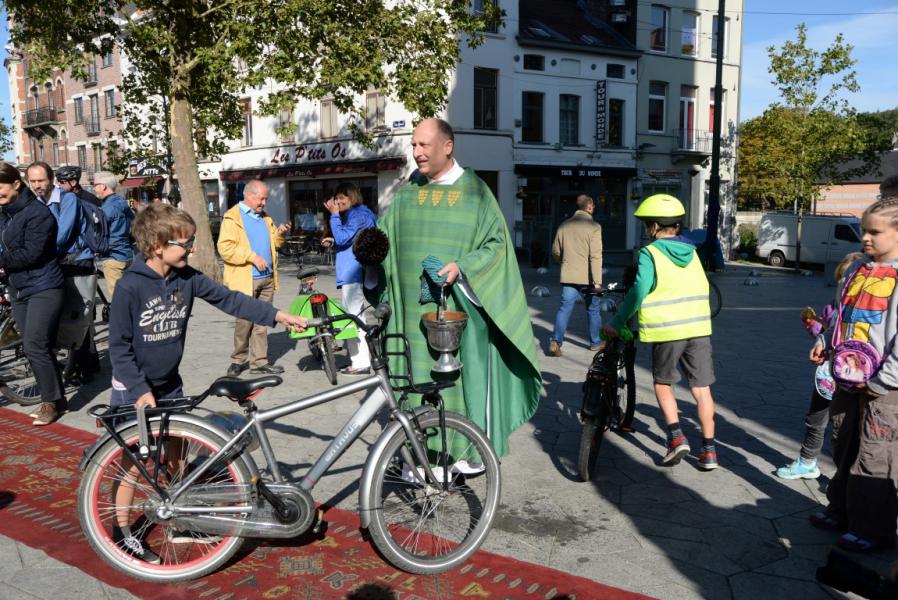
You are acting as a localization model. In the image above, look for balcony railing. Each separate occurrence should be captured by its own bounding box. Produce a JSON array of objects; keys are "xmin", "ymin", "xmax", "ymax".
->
[
  {"xmin": 673, "ymin": 128, "xmax": 714, "ymax": 153},
  {"xmin": 24, "ymin": 107, "xmax": 59, "ymax": 128},
  {"xmin": 86, "ymin": 116, "xmax": 101, "ymax": 136}
]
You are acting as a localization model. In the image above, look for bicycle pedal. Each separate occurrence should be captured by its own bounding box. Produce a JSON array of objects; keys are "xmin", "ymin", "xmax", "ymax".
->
[{"xmin": 618, "ymin": 425, "xmax": 636, "ymax": 433}]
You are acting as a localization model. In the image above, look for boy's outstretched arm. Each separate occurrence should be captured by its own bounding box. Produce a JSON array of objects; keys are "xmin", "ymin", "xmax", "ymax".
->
[{"xmin": 193, "ymin": 270, "xmax": 307, "ymax": 330}]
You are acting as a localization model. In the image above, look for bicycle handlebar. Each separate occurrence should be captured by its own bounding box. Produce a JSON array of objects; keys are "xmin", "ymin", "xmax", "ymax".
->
[
  {"xmin": 305, "ymin": 302, "xmax": 392, "ymax": 338},
  {"xmin": 579, "ymin": 282, "xmax": 630, "ymax": 296}
]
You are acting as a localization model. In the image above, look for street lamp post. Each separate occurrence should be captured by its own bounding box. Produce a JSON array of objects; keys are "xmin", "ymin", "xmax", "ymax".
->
[{"xmin": 705, "ymin": 0, "xmax": 725, "ymax": 270}]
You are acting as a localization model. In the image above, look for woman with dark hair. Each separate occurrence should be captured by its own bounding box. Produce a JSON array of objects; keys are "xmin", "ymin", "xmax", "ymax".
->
[
  {"xmin": 0, "ymin": 163, "xmax": 66, "ymax": 425},
  {"xmin": 323, "ymin": 183, "xmax": 377, "ymax": 375}
]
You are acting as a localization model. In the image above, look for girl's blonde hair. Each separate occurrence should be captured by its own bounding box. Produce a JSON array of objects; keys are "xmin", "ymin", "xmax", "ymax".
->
[
  {"xmin": 132, "ymin": 204, "xmax": 196, "ymax": 258},
  {"xmin": 862, "ymin": 197, "xmax": 898, "ymax": 230},
  {"xmin": 835, "ymin": 251, "xmax": 864, "ymax": 282}
]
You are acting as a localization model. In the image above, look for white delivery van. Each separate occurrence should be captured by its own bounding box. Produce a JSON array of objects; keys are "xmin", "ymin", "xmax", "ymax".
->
[{"xmin": 756, "ymin": 212, "xmax": 862, "ymax": 267}]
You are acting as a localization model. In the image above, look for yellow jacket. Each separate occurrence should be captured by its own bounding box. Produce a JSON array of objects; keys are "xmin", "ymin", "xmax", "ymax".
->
[{"xmin": 217, "ymin": 204, "xmax": 285, "ymax": 295}]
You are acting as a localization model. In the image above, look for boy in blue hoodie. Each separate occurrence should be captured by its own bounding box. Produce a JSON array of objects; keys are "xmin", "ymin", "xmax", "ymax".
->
[
  {"xmin": 108, "ymin": 204, "xmax": 307, "ymax": 563},
  {"xmin": 603, "ymin": 194, "xmax": 718, "ymax": 470}
]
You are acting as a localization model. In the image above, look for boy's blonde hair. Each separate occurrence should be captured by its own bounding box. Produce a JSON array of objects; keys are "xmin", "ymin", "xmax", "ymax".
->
[
  {"xmin": 835, "ymin": 251, "xmax": 864, "ymax": 281},
  {"xmin": 132, "ymin": 204, "xmax": 196, "ymax": 258}
]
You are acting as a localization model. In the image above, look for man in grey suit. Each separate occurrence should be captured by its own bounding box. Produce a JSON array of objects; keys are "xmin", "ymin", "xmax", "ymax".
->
[{"xmin": 547, "ymin": 194, "xmax": 603, "ymax": 357}]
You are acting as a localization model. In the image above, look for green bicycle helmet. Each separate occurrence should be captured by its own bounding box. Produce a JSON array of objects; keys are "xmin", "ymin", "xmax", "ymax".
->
[{"xmin": 634, "ymin": 193, "xmax": 686, "ymax": 226}]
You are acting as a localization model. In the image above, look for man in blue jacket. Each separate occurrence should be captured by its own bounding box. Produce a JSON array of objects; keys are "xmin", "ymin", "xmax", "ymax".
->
[
  {"xmin": 27, "ymin": 161, "xmax": 99, "ymax": 382},
  {"xmin": 92, "ymin": 171, "xmax": 134, "ymax": 300}
]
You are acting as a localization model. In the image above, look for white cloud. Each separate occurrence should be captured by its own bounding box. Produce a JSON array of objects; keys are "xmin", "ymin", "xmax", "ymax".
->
[{"xmin": 739, "ymin": 7, "xmax": 898, "ymax": 120}]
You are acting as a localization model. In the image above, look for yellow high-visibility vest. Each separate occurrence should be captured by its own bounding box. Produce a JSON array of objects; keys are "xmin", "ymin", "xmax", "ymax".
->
[{"xmin": 638, "ymin": 244, "xmax": 712, "ymax": 343}]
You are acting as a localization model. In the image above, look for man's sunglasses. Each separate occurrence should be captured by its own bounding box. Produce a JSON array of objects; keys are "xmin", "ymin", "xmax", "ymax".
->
[{"xmin": 167, "ymin": 236, "xmax": 196, "ymax": 251}]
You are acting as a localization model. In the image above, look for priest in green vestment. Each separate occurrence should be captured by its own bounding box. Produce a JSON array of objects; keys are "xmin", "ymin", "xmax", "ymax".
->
[{"xmin": 367, "ymin": 118, "xmax": 541, "ymax": 457}]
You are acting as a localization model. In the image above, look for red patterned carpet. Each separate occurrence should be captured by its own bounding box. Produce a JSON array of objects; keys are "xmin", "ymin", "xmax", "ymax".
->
[{"xmin": 0, "ymin": 408, "xmax": 651, "ymax": 599}]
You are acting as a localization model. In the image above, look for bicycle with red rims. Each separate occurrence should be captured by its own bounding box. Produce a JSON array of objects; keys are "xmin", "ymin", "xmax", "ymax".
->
[{"xmin": 577, "ymin": 282, "xmax": 637, "ymax": 482}]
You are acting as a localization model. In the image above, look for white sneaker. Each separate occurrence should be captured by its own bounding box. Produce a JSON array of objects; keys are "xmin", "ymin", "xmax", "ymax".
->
[
  {"xmin": 452, "ymin": 460, "xmax": 486, "ymax": 475},
  {"xmin": 401, "ymin": 463, "xmax": 449, "ymax": 484}
]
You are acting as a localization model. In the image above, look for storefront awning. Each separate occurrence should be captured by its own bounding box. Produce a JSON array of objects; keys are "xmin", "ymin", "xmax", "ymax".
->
[
  {"xmin": 219, "ymin": 157, "xmax": 406, "ymax": 182},
  {"xmin": 514, "ymin": 164, "xmax": 637, "ymax": 178},
  {"xmin": 118, "ymin": 176, "xmax": 163, "ymax": 190}
]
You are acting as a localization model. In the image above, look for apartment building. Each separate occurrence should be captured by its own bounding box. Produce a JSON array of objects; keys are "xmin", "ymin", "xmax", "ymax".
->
[
  {"xmin": 4, "ymin": 43, "xmax": 127, "ymax": 189},
  {"xmin": 215, "ymin": 0, "xmax": 642, "ymax": 256},
  {"xmin": 633, "ymin": 0, "xmax": 743, "ymax": 250}
]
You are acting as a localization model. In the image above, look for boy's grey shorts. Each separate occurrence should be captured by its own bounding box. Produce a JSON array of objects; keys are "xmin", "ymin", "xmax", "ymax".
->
[{"xmin": 651, "ymin": 336, "xmax": 715, "ymax": 388}]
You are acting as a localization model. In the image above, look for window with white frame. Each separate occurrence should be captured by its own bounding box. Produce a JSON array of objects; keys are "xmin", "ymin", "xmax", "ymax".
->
[
  {"xmin": 77, "ymin": 145, "xmax": 87, "ymax": 168},
  {"xmin": 559, "ymin": 94, "xmax": 580, "ymax": 146},
  {"xmin": 472, "ymin": 0, "xmax": 499, "ymax": 33},
  {"xmin": 240, "ymin": 97, "xmax": 252, "ymax": 146},
  {"xmin": 648, "ymin": 81, "xmax": 666, "ymax": 132},
  {"xmin": 709, "ymin": 89, "xmax": 726, "ymax": 133},
  {"xmin": 650, "ymin": 5, "xmax": 669, "ymax": 52},
  {"xmin": 521, "ymin": 91, "xmax": 544, "ymax": 143},
  {"xmin": 104, "ymin": 89, "xmax": 116, "ymax": 118},
  {"xmin": 278, "ymin": 105, "xmax": 294, "ymax": 143},
  {"xmin": 473, "ymin": 67, "xmax": 498, "ymax": 130},
  {"xmin": 102, "ymin": 49, "xmax": 113, "ymax": 68},
  {"xmin": 365, "ymin": 90, "xmax": 386, "ymax": 130},
  {"xmin": 681, "ymin": 12, "xmax": 699, "ymax": 56},
  {"xmin": 320, "ymin": 98, "xmax": 338, "ymax": 139}
]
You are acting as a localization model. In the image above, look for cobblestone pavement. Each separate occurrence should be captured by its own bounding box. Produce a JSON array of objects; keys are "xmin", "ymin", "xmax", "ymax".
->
[{"xmin": 0, "ymin": 258, "xmax": 891, "ymax": 599}]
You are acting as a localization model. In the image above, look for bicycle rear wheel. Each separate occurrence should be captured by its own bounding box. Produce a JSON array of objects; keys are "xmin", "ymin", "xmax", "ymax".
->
[
  {"xmin": 78, "ymin": 420, "xmax": 252, "ymax": 582},
  {"xmin": 577, "ymin": 381, "xmax": 609, "ymax": 482},
  {"xmin": 367, "ymin": 411, "xmax": 500, "ymax": 574},
  {"xmin": 709, "ymin": 279, "xmax": 722, "ymax": 318}
]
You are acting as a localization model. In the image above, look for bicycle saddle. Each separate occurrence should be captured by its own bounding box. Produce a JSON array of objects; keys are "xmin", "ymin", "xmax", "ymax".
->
[
  {"xmin": 297, "ymin": 267, "xmax": 319, "ymax": 279},
  {"xmin": 208, "ymin": 375, "xmax": 283, "ymax": 401}
]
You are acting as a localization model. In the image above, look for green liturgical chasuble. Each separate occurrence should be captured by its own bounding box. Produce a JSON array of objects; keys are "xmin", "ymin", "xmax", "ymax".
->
[{"xmin": 371, "ymin": 169, "xmax": 541, "ymax": 457}]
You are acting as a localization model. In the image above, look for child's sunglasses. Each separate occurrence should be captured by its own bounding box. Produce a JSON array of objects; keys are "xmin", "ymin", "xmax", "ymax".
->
[{"xmin": 167, "ymin": 236, "xmax": 196, "ymax": 251}]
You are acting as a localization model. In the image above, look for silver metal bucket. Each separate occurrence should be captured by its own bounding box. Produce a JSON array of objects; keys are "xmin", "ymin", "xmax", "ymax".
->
[{"xmin": 421, "ymin": 310, "xmax": 468, "ymax": 373}]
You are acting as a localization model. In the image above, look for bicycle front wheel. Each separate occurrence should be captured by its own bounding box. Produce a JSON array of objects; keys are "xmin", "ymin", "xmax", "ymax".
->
[
  {"xmin": 367, "ymin": 411, "xmax": 500, "ymax": 574},
  {"xmin": 615, "ymin": 343, "xmax": 637, "ymax": 431},
  {"xmin": 78, "ymin": 420, "xmax": 252, "ymax": 582},
  {"xmin": 577, "ymin": 381, "xmax": 609, "ymax": 482},
  {"xmin": 709, "ymin": 279, "xmax": 722, "ymax": 318},
  {"xmin": 0, "ymin": 348, "xmax": 71, "ymax": 406},
  {"xmin": 318, "ymin": 334, "xmax": 337, "ymax": 385}
]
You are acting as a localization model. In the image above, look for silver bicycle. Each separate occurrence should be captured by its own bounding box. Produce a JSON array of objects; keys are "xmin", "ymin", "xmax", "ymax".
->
[{"xmin": 77, "ymin": 304, "xmax": 501, "ymax": 582}]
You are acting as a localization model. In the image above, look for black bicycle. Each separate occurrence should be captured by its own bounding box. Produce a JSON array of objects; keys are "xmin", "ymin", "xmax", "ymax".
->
[{"xmin": 577, "ymin": 285, "xmax": 636, "ymax": 482}]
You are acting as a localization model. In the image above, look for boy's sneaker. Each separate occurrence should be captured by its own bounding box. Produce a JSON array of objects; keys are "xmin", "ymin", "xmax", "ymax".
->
[
  {"xmin": 167, "ymin": 530, "xmax": 222, "ymax": 545},
  {"xmin": 776, "ymin": 459, "xmax": 820, "ymax": 480},
  {"xmin": 699, "ymin": 449, "xmax": 719, "ymax": 470},
  {"xmin": 113, "ymin": 528, "xmax": 161, "ymax": 564},
  {"xmin": 662, "ymin": 435, "xmax": 691, "ymax": 466}
]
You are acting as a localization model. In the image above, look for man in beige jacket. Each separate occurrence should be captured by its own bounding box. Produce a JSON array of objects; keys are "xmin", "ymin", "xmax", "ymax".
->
[{"xmin": 547, "ymin": 194, "xmax": 603, "ymax": 357}]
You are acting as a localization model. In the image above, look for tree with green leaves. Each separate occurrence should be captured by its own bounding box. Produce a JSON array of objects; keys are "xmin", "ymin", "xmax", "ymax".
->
[
  {"xmin": 7, "ymin": 0, "xmax": 501, "ymax": 277},
  {"xmin": 737, "ymin": 24, "xmax": 878, "ymax": 211}
]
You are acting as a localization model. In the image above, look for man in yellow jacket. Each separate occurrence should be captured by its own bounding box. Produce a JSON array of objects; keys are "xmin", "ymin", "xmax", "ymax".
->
[{"xmin": 217, "ymin": 179, "xmax": 290, "ymax": 375}]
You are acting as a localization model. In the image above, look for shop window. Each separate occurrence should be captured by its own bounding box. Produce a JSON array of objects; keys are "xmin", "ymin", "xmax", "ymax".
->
[
  {"xmin": 608, "ymin": 98, "xmax": 624, "ymax": 146},
  {"xmin": 521, "ymin": 91, "xmax": 544, "ymax": 143},
  {"xmin": 559, "ymin": 94, "xmax": 580, "ymax": 146},
  {"xmin": 474, "ymin": 67, "xmax": 498, "ymax": 130},
  {"xmin": 648, "ymin": 81, "xmax": 666, "ymax": 132},
  {"xmin": 650, "ymin": 5, "xmax": 669, "ymax": 52},
  {"xmin": 523, "ymin": 55, "xmax": 544, "ymax": 71},
  {"xmin": 240, "ymin": 97, "xmax": 252, "ymax": 146}
]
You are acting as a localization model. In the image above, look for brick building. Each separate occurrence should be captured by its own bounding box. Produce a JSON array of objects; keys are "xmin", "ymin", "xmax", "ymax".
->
[
  {"xmin": 816, "ymin": 152, "xmax": 898, "ymax": 217},
  {"xmin": 4, "ymin": 43, "xmax": 124, "ymax": 185}
]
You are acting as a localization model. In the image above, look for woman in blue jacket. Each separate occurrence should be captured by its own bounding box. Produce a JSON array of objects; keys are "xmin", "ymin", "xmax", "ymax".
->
[
  {"xmin": 0, "ymin": 163, "xmax": 66, "ymax": 426},
  {"xmin": 323, "ymin": 183, "xmax": 377, "ymax": 375}
]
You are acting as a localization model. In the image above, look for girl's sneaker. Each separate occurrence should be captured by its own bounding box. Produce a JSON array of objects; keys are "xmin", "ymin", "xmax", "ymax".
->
[
  {"xmin": 113, "ymin": 527, "xmax": 161, "ymax": 564},
  {"xmin": 776, "ymin": 459, "xmax": 820, "ymax": 480}
]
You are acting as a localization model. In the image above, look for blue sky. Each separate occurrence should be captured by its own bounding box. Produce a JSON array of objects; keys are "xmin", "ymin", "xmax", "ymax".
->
[{"xmin": 1, "ymin": 2, "xmax": 897, "ymax": 160}]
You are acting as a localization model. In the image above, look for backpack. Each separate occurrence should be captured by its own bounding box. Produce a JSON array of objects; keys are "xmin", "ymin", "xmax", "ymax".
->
[{"xmin": 78, "ymin": 198, "xmax": 110, "ymax": 256}]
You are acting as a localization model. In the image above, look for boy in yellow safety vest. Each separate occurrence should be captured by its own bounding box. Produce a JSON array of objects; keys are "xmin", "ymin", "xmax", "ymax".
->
[{"xmin": 603, "ymin": 194, "xmax": 718, "ymax": 470}]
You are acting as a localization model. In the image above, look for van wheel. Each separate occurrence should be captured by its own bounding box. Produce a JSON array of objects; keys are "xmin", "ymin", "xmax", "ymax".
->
[{"xmin": 768, "ymin": 251, "xmax": 786, "ymax": 268}]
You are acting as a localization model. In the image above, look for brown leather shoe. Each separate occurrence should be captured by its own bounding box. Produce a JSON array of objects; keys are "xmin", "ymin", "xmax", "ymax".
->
[
  {"xmin": 589, "ymin": 342, "xmax": 606, "ymax": 352},
  {"xmin": 32, "ymin": 402, "xmax": 58, "ymax": 426},
  {"xmin": 547, "ymin": 341, "xmax": 562, "ymax": 357}
]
